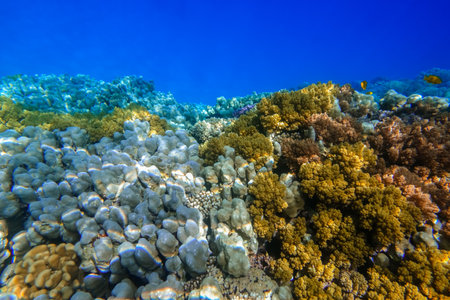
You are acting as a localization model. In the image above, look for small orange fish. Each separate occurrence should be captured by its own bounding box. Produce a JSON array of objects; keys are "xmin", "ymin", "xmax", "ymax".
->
[
  {"xmin": 361, "ymin": 80, "xmax": 368, "ymax": 90},
  {"xmin": 366, "ymin": 91, "xmax": 373, "ymax": 95},
  {"xmin": 424, "ymin": 75, "xmax": 442, "ymax": 84}
]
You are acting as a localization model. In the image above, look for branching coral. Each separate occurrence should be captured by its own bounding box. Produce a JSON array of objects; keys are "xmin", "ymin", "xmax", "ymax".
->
[
  {"xmin": 0, "ymin": 96, "xmax": 171, "ymax": 142},
  {"xmin": 366, "ymin": 267, "xmax": 426, "ymax": 300},
  {"xmin": 278, "ymin": 138, "xmax": 321, "ymax": 172},
  {"xmin": 4, "ymin": 243, "xmax": 83, "ymax": 300},
  {"xmin": 199, "ymin": 131, "xmax": 274, "ymax": 168},
  {"xmin": 307, "ymin": 113, "xmax": 362, "ymax": 145},
  {"xmin": 248, "ymin": 171, "xmax": 287, "ymax": 241},
  {"xmin": 337, "ymin": 270, "xmax": 368, "ymax": 299},
  {"xmin": 257, "ymin": 82, "xmax": 338, "ymax": 133},
  {"xmin": 299, "ymin": 142, "xmax": 421, "ymax": 264},
  {"xmin": 293, "ymin": 276, "xmax": 331, "ymax": 300},
  {"xmin": 369, "ymin": 115, "xmax": 450, "ymax": 176},
  {"xmin": 367, "ymin": 243, "xmax": 449, "ymax": 299},
  {"xmin": 379, "ymin": 166, "xmax": 440, "ymax": 221},
  {"xmin": 397, "ymin": 243, "xmax": 449, "ymax": 297},
  {"xmin": 334, "ymin": 84, "xmax": 354, "ymax": 113},
  {"xmin": 312, "ymin": 208, "xmax": 343, "ymax": 248}
]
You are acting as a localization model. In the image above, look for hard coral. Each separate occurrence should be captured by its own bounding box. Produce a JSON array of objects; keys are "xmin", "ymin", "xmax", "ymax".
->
[
  {"xmin": 397, "ymin": 243, "xmax": 449, "ymax": 296},
  {"xmin": 366, "ymin": 267, "xmax": 424, "ymax": 300},
  {"xmin": 0, "ymin": 96, "xmax": 171, "ymax": 142},
  {"xmin": 307, "ymin": 113, "xmax": 362, "ymax": 145},
  {"xmin": 257, "ymin": 82, "xmax": 338, "ymax": 133},
  {"xmin": 199, "ymin": 131, "xmax": 273, "ymax": 169},
  {"xmin": 4, "ymin": 243, "xmax": 83, "ymax": 300},
  {"xmin": 379, "ymin": 166, "xmax": 440, "ymax": 221},
  {"xmin": 189, "ymin": 118, "xmax": 231, "ymax": 144},
  {"xmin": 278, "ymin": 138, "xmax": 321, "ymax": 172},
  {"xmin": 367, "ymin": 242, "xmax": 449, "ymax": 300},
  {"xmin": 369, "ymin": 115, "xmax": 450, "ymax": 176},
  {"xmin": 248, "ymin": 171, "xmax": 287, "ymax": 241},
  {"xmin": 299, "ymin": 143, "xmax": 421, "ymax": 265}
]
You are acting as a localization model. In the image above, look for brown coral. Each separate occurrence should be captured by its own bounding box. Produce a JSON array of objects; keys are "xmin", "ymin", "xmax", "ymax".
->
[
  {"xmin": 379, "ymin": 166, "xmax": 440, "ymax": 220},
  {"xmin": 4, "ymin": 243, "xmax": 83, "ymax": 300},
  {"xmin": 278, "ymin": 138, "xmax": 321, "ymax": 172},
  {"xmin": 369, "ymin": 115, "xmax": 450, "ymax": 176},
  {"xmin": 335, "ymin": 84, "xmax": 354, "ymax": 113},
  {"xmin": 307, "ymin": 113, "xmax": 362, "ymax": 145}
]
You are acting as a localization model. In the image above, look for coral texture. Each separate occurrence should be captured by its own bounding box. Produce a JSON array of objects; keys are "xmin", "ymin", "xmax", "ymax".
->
[
  {"xmin": 369, "ymin": 115, "xmax": 450, "ymax": 176},
  {"xmin": 248, "ymin": 171, "xmax": 287, "ymax": 241},
  {"xmin": 299, "ymin": 143, "xmax": 421, "ymax": 264},
  {"xmin": 257, "ymin": 82, "xmax": 338, "ymax": 133},
  {"xmin": 0, "ymin": 96, "xmax": 171, "ymax": 142},
  {"xmin": 4, "ymin": 243, "xmax": 83, "ymax": 300}
]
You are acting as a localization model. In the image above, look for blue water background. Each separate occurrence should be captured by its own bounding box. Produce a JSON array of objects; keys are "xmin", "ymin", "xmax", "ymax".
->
[{"xmin": 0, "ymin": 0, "xmax": 449, "ymax": 105}]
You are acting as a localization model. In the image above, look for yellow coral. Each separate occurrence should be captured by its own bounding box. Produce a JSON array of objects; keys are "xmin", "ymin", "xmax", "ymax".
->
[
  {"xmin": 397, "ymin": 243, "xmax": 449, "ymax": 297},
  {"xmin": 311, "ymin": 208, "xmax": 342, "ymax": 248},
  {"xmin": 248, "ymin": 171, "xmax": 287, "ymax": 240},
  {"xmin": 4, "ymin": 243, "xmax": 83, "ymax": 300},
  {"xmin": 199, "ymin": 131, "xmax": 274, "ymax": 168},
  {"xmin": 366, "ymin": 267, "xmax": 406, "ymax": 300},
  {"xmin": 293, "ymin": 276, "xmax": 331, "ymax": 300},
  {"xmin": 257, "ymin": 82, "xmax": 338, "ymax": 133},
  {"xmin": 270, "ymin": 257, "xmax": 293, "ymax": 283},
  {"xmin": 300, "ymin": 142, "xmax": 421, "ymax": 260},
  {"xmin": 0, "ymin": 96, "xmax": 171, "ymax": 142},
  {"xmin": 329, "ymin": 142, "xmax": 376, "ymax": 175}
]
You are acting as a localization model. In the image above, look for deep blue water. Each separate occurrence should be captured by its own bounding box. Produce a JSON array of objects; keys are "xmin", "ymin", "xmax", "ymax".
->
[{"xmin": 0, "ymin": 0, "xmax": 449, "ymax": 105}]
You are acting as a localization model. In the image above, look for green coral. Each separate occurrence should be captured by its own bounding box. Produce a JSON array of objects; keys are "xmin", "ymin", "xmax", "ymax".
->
[
  {"xmin": 257, "ymin": 82, "xmax": 338, "ymax": 133},
  {"xmin": 0, "ymin": 97, "xmax": 171, "ymax": 142},
  {"xmin": 248, "ymin": 171, "xmax": 287, "ymax": 241}
]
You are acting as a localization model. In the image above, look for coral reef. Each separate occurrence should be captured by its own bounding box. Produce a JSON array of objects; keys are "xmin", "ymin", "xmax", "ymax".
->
[
  {"xmin": 277, "ymin": 137, "xmax": 320, "ymax": 172},
  {"xmin": 2, "ymin": 243, "xmax": 83, "ymax": 300},
  {"xmin": 248, "ymin": 171, "xmax": 287, "ymax": 241},
  {"xmin": 0, "ymin": 96, "xmax": 172, "ymax": 142},
  {"xmin": 0, "ymin": 120, "xmax": 209, "ymax": 298},
  {"xmin": 186, "ymin": 190, "xmax": 222, "ymax": 218},
  {"xmin": 0, "ymin": 74, "xmax": 449, "ymax": 299},
  {"xmin": 300, "ymin": 143, "xmax": 421, "ymax": 261},
  {"xmin": 213, "ymin": 92, "xmax": 271, "ymax": 119},
  {"xmin": 367, "ymin": 242, "xmax": 449, "ymax": 299},
  {"xmin": 369, "ymin": 115, "xmax": 450, "ymax": 176},
  {"xmin": 257, "ymin": 82, "xmax": 338, "ymax": 133},
  {"xmin": 379, "ymin": 166, "xmax": 440, "ymax": 221},
  {"xmin": 199, "ymin": 131, "xmax": 274, "ymax": 169},
  {"xmin": 307, "ymin": 113, "xmax": 363, "ymax": 145},
  {"xmin": 380, "ymin": 89, "xmax": 449, "ymax": 118},
  {"xmin": 189, "ymin": 118, "xmax": 232, "ymax": 144}
]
